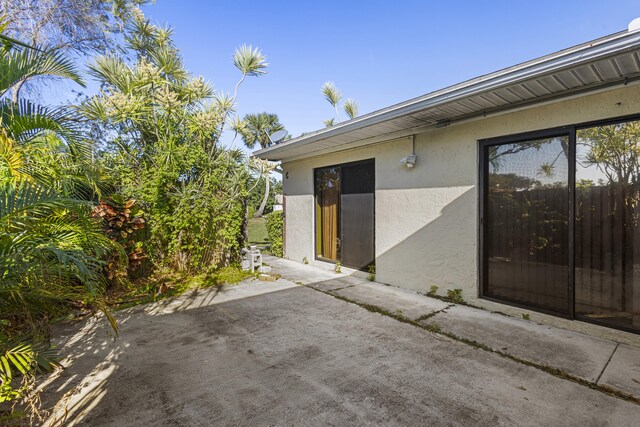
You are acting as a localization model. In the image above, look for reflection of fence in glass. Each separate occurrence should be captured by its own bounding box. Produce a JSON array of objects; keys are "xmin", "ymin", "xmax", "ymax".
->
[
  {"xmin": 576, "ymin": 121, "xmax": 640, "ymax": 329},
  {"xmin": 486, "ymin": 136, "xmax": 570, "ymax": 313},
  {"xmin": 485, "ymin": 120, "xmax": 640, "ymax": 329}
]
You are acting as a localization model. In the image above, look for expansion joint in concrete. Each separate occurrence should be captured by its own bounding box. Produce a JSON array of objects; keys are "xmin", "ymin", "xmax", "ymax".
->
[
  {"xmin": 414, "ymin": 304, "xmax": 455, "ymax": 322},
  {"xmin": 596, "ymin": 343, "xmax": 620, "ymax": 385},
  {"xmin": 305, "ymin": 284, "xmax": 640, "ymax": 406}
]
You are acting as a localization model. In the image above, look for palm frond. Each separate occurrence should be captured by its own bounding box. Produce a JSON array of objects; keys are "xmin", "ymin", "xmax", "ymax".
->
[
  {"xmin": 343, "ymin": 99, "xmax": 358, "ymax": 119},
  {"xmin": 233, "ymin": 45, "xmax": 268, "ymax": 77},
  {"xmin": 0, "ymin": 99, "xmax": 82, "ymax": 147},
  {"xmin": 0, "ymin": 47, "xmax": 84, "ymax": 97},
  {"xmin": 87, "ymin": 55, "xmax": 132, "ymax": 92},
  {"xmin": 0, "ymin": 130, "xmax": 28, "ymax": 182},
  {"xmin": 321, "ymin": 81, "xmax": 341, "ymax": 107},
  {"xmin": 323, "ymin": 118, "xmax": 335, "ymax": 127}
]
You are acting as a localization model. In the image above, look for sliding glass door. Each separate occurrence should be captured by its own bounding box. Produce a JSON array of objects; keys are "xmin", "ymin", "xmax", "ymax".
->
[
  {"xmin": 481, "ymin": 117, "xmax": 640, "ymax": 332},
  {"xmin": 483, "ymin": 134, "xmax": 571, "ymax": 314},
  {"xmin": 315, "ymin": 160, "xmax": 375, "ymax": 270}
]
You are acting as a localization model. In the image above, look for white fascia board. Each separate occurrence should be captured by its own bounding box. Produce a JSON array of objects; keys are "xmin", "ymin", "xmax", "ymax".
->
[{"xmin": 254, "ymin": 29, "xmax": 640, "ymax": 161}]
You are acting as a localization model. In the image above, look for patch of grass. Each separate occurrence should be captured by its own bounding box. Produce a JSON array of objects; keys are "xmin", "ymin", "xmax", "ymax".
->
[
  {"xmin": 334, "ymin": 262, "xmax": 342, "ymax": 273},
  {"xmin": 427, "ymin": 285, "xmax": 439, "ymax": 297},
  {"xmin": 522, "ymin": 313, "xmax": 531, "ymax": 321},
  {"xmin": 110, "ymin": 265, "xmax": 255, "ymax": 311},
  {"xmin": 247, "ymin": 217, "xmax": 268, "ymax": 246}
]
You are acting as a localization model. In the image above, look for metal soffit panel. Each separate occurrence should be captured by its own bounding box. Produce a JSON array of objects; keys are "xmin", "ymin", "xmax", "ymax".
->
[{"xmin": 255, "ymin": 30, "xmax": 640, "ymax": 161}]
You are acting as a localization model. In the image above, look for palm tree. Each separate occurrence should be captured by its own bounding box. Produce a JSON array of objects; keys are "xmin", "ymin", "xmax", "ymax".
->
[
  {"xmin": 232, "ymin": 113, "xmax": 284, "ymax": 217},
  {"xmin": 0, "ymin": 18, "xmax": 118, "ymax": 405},
  {"xmin": 232, "ymin": 112, "xmax": 284, "ymax": 149}
]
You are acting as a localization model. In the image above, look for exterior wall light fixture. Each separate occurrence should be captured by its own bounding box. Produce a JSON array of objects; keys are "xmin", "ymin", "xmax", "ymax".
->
[{"xmin": 401, "ymin": 135, "xmax": 417, "ymax": 168}]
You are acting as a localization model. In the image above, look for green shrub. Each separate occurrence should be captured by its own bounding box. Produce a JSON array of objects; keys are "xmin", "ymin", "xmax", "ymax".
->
[{"xmin": 265, "ymin": 211, "xmax": 283, "ymax": 257}]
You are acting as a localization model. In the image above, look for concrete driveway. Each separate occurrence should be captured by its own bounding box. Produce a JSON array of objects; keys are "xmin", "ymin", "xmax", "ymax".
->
[{"xmin": 43, "ymin": 273, "xmax": 639, "ymax": 426}]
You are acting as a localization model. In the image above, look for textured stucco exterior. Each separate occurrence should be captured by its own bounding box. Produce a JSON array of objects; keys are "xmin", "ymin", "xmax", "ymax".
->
[{"xmin": 282, "ymin": 84, "xmax": 640, "ymax": 300}]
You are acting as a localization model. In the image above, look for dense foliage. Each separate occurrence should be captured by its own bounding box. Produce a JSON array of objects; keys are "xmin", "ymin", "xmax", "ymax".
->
[
  {"xmin": 0, "ymin": 5, "xmax": 272, "ymax": 420},
  {"xmin": 0, "ymin": 15, "xmax": 119, "ymax": 413},
  {"xmin": 78, "ymin": 11, "xmax": 265, "ymax": 272},
  {"xmin": 265, "ymin": 210, "xmax": 283, "ymax": 257}
]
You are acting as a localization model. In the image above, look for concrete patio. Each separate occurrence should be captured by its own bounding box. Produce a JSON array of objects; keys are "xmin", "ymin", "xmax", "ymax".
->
[{"xmin": 41, "ymin": 256, "xmax": 640, "ymax": 426}]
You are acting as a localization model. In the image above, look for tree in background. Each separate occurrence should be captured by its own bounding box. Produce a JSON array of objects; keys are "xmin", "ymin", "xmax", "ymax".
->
[
  {"xmin": 247, "ymin": 158, "xmax": 279, "ymax": 218},
  {"xmin": 321, "ymin": 81, "xmax": 358, "ymax": 127},
  {"xmin": 1, "ymin": 0, "xmax": 148, "ymax": 102},
  {"xmin": 232, "ymin": 112, "xmax": 284, "ymax": 217},
  {"xmin": 232, "ymin": 112, "xmax": 284, "ymax": 149},
  {"xmin": 247, "ymin": 175, "xmax": 282, "ymax": 216}
]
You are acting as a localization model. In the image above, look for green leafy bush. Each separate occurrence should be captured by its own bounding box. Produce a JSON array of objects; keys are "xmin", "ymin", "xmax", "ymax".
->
[
  {"xmin": 80, "ymin": 12, "xmax": 266, "ymax": 273},
  {"xmin": 265, "ymin": 211, "xmax": 283, "ymax": 256}
]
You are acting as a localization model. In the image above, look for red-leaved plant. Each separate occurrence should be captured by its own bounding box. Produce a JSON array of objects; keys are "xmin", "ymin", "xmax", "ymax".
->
[{"xmin": 93, "ymin": 196, "xmax": 146, "ymax": 283}]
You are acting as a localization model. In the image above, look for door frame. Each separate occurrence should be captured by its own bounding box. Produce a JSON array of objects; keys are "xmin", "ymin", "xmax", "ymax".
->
[
  {"xmin": 478, "ymin": 113, "xmax": 640, "ymax": 334},
  {"xmin": 478, "ymin": 126, "xmax": 574, "ymax": 319},
  {"xmin": 313, "ymin": 158, "xmax": 376, "ymax": 270}
]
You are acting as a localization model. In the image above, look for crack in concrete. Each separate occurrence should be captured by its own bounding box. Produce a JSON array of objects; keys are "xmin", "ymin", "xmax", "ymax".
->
[
  {"xmin": 596, "ymin": 342, "xmax": 620, "ymax": 384},
  {"xmin": 304, "ymin": 284, "xmax": 640, "ymax": 406}
]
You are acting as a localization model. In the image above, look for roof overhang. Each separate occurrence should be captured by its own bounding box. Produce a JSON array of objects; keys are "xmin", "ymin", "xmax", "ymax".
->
[{"xmin": 254, "ymin": 27, "xmax": 640, "ymax": 162}]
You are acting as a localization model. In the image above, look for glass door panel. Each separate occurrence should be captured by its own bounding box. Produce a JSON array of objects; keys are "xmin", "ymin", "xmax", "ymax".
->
[
  {"xmin": 485, "ymin": 136, "xmax": 570, "ymax": 313},
  {"xmin": 340, "ymin": 161, "xmax": 375, "ymax": 269},
  {"xmin": 315, "ymin": 167, "xmax": 341, "ymax": 261},
  {"xmin": 576, "ymin": 120, "xmax": 640, "ymax": 330}
]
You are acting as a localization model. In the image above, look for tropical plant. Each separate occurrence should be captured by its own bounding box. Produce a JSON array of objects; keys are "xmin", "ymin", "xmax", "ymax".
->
[
  {"xmin": 1, "ymin": 0, "xmax": 150, "ymax": 101},
  {"xmin": 231, "ymin": 112, "xmax": 284, "ymax": 218},
  {"xmin": 321, "ymin": 81, "xmax": 358, "ymax": 126},
  {"xmin": 231, "ymin": 112, "xmax": 284, "ymax": 150},
  {"xmin": 93, "ymin": 196, "xmax": 146, "ymax": 283},
  {"xmin": 0, "ymin": 17, "xmax": 118, "ymax": 414},
  {"xmin": 78, "ymin": 10, "xmax": 267, "ymax": 271}
]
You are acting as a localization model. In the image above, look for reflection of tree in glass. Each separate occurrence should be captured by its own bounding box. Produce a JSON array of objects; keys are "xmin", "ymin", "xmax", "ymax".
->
[
  {"xmin": 577, "ymin": 121, "xmax": 640, "ymax": 318},
  {"xmin": 489, "ymin": 173, "xmax": 540, "ymax": 190},
  {"xmin": 579, "ymin": 122, "xmax": 640, "ymax": 186},
  {"xmin": 316, "ymin": 167, "xmax": 340, "ymax": 192},
  {"xmin": 489, "ymin": 138, "xmax": 568, "ymax": 177},
  {"xmin": 488, "ymin": 138, "xmax": 568, "ymax": 260}
]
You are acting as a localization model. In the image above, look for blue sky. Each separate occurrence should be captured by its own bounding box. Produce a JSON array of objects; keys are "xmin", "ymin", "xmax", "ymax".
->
[{"xmin": 51, "ymin": 1, "xmax": 640, "ymax": 151}]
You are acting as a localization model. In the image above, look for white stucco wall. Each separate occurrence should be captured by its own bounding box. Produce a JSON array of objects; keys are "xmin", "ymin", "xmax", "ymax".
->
[{"xmin": 282, "ymin": 84, "xmax": 640, "ymax": 300}]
